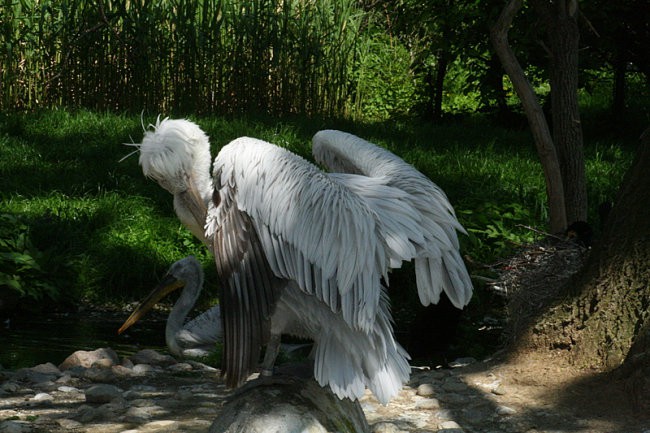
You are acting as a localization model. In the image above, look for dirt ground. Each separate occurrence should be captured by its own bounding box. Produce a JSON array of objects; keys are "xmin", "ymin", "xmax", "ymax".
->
[{"xmin": 459, "ymin": 347, "xmax": 649, "ymax": 433}]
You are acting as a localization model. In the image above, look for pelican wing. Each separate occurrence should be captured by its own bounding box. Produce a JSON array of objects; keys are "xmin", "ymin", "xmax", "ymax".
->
[
  {"xmin": 207, "ymin": 137, "xmax": 391, "ymax": 334},
  {"xmin": 209, "ymin": 186, "xmax": 284, "ymax": 388},
  {"xmin": 312, "ymin": 130, "xmax": 473, "ymax": 309},
  {"xmin": 178, "ymin": 304, "xmax": 222, "ymax": 349}
]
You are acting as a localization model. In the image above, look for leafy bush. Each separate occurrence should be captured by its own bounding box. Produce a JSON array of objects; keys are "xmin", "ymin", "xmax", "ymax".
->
[
  {"xmin": 0, "ymin": 213, "xmax": 61, "ymax": 301},
  {"xmin": 351, "ymin": 32, "xmax": 418, "ymax": 121},
  {"xmin": 460, "ymin": 202, "xmax": 542, "ymax": 263}
]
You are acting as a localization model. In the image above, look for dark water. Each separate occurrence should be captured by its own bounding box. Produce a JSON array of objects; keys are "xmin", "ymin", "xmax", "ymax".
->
[
  {"xmin": 0, "ymin": 311, "xmax": 167, "ymax": 370},
  {"xmin": 0, "ymin": 305, "xmax": 504, "ymax": 371}
]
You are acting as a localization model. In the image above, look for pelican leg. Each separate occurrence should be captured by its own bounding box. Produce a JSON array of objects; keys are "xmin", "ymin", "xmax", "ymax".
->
[{"xmin": 260, "ymin": 333, "xmax": 282, "ymax": 376}]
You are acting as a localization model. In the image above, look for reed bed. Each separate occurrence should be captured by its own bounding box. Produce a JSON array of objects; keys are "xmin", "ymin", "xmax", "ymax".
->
[{"xmin": 1, "ymin": 0, "xmax": 362, "ymax": 116}]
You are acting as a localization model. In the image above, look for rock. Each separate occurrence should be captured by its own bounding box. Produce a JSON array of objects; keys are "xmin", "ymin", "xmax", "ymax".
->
[
  {"xmin": 491, "ymin": 384, "xmax": 507, "ymax": 395},
  {"xmin": 85, "ymin": 384, "xmax": 122, "ymax": 403},
  {"xmin": 30, "ymin": 362, "xmax": 62, "ymax": 376},
  {"xmin": 167, "ymin": 362, "xmax": 193, "ymax": 372},
  {"xmin": 111, "ymin": 365, "xmax": 134, "ymax": 377},
  {"xmin": 14, "ymin": 367, "xmax": 58, "ymax": 384},
  {"xmin": 30, "ymin": 392, "xmax": 54, "ymax": 403},
  {"xmin": 56, "ymin": 419, "xmax": 83, "ymax": 429},
  {"xmin": 139, "ymin": 420, "xmax": 179, "ymax": 432},
  {"xmin": 438, "ymin": 420, "xmax": 464, "ymax": 432},
  {"xmin": 57, "ymin": 385, "xmax": 80, "ymax": 393},
  {"xmin": 2, "ymin": 382, "xmax": 20, "ymax": 393},
  {"xmin": 0, "ymin": 420, "xmax": 30, "ymax": 433},
  {"xmin": 124, "ymin": 405, "xmax": 165, "ymax": 423},
  {"xmin": 132, "ymin": 363, "xmax": 156, "ymax": 376},
  {"xmin": 91, "ymin": 358, "xmax": 114, "ymax": 369},
  {"xmin": 448, "ymin": 357, "xmax": 476, "ymax": 368},
  {"xmin": 416, "ymin": 383, "xmax": 435, "ymax": 396},
  {"xmin": 372, "ymin": 422, "xmax": 402, "ymax": 433},
  {"xmin": 414, "ymin": 397, "xmax": 440, "ymax": 410},
  {"xmin": 84, "ymin": 366, "xmax": 116, "ymax": 382},
  {"xmin": 55, "ymin": 373, "xmax": 73, "ymax": 384},
  {"xmin": 59, "ymin": 348, "xmax": 120, "ymax": 370},
  {"xmin": 209, "ymin": 375, "xmax": 370, "ymax": 433},
  {"xmin": 129, "ymin": 349, "xmax": 176, "ymax": 366},
  {"xmin": 496, "ymin": 405, "xmax": 517, "ymax": 415},
  {"xmin": 441, "ymin": 379, "xmax": 467, "ymax": 393}
]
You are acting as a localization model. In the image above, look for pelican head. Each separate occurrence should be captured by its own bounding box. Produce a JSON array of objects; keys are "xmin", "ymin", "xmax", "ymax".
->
[
  {"xmin": 136, "ymin": 117, "xmax": 215, "ymax": 242},
  {"xmin": 118, "ymin": 256, "xmax": 206, "ymax": 357},
  {"xmin": 138, "ymin": 117, "xmax": 213, "ymax": 196}
]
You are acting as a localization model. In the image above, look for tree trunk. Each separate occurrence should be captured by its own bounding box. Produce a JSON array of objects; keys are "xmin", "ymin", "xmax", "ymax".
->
[
  {"xmin": 533, "ymin": 0, "xmax": 587, "ymax": 224},
  {"xmin": 432, "ymin": 49, "xmax": 449, "ymax": 121},
  {"xmin": 612, "ymin": 44, "xmax": 627, "ymax": 120},
  {"xmin": 520, "ymin": 127, "xmax": 650, "ymax": 411},
  {"xmin": 490, "ymin": 0, "xmax": 567, "ymax": 233}
]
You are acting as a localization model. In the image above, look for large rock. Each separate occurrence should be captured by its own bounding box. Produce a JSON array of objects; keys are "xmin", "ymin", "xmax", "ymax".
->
[
  {"xmin": 59, "ymin": 348, "xmax": 120, "ymax": 371},
  {"xmin": 209, "ymin": 375, "xmax": 370, "ymax": 433},
  {"xmin": 129, "ymin": 349, "xmax": 176, "ymax": 367}
]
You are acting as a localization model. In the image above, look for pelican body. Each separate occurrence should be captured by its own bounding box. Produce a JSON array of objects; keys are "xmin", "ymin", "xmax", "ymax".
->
[
  {"xmin": 118, "ymin": 256, "xmax": 222, "ymax": 358},
  {"xmin": 126, "ymin": 118, "xmax": 473, "ymax": 404}
]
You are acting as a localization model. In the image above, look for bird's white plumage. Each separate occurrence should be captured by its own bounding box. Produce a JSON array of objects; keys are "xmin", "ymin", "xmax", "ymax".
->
[
  {"xmin": 208, "ymin": 137, "xmax": 390, "ymax": 332},
  {"xmin": 159, "ymin": 256, "xmax": 222, "ymax": 358},
  {"xmin": 134, "ymin": 118, "xmax": 473, "ymax": 405},
  {"xmin": 137, "ymin": 117, "xmax": 214, "ymax": 242},
  {"xmin": 138, "ymin": 117, "xmax": 213, "ymax": 196},
  {"xmin": 312, "ymin": 129, "xmax": 473, "ymax": 308}
]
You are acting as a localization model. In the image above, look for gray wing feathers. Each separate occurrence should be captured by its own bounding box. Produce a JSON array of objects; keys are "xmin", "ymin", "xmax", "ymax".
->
[
  {"xmin": 179, "ymin": 305, "xmax": 222, "ymax": 348},
  {"xmin": 313, "ymin": 129, "xmax": 473, "ymax": 309},
  {"xmin": 211, "ymin": 193, "xmax": 283, "ymax": 388}
]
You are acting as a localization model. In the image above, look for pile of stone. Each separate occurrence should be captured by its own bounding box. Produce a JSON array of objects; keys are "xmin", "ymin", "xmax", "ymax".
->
[{"xmin": 0, "ymin": 348, "xmax": 223, "ymax": 433}]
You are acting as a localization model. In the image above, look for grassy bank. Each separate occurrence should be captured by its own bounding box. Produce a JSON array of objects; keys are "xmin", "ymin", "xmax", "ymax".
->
[{"xmin": 0, "ymin": 109, "xmax": 635, "ymax": 316}]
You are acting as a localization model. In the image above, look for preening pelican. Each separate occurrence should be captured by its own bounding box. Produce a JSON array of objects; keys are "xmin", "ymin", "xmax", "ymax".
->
[
  {"xmin": 136, "ymin": 119, "xmax": 214, "ymax": 243},
  {"xmin": 118, "ymin": 256, "xmax": 222, "ymax": 358},
  {"xmin": 130, "ymin": 118, "xmax": 472, "ymax": 404}
]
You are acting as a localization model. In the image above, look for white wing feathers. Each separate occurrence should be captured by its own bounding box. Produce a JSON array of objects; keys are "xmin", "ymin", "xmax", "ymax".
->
[
  {"xmin": 208, "ymin": 137, "xmax": 392, "ymax": 332},
  {"xmin": 327, "ymin": 173, "xmax": 425, "ymax": 268},
  {"xmin": 312, "ymin": 129, "xmax": 473, "ymax": 309}
]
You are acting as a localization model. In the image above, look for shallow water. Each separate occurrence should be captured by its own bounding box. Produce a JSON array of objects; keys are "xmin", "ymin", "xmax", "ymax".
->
[{"xmin": 0, "ymin": 311, "xmax": 167, "ymax": 370}]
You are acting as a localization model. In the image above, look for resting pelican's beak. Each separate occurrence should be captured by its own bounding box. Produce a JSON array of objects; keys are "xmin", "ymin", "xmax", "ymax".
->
[
  {"xmin": 182, "ymin": 176, "xmax": 209, "ymax": 225},
  {"xmin": 117, "ymin": 275, "xmax": 184, "ymax": 334}
]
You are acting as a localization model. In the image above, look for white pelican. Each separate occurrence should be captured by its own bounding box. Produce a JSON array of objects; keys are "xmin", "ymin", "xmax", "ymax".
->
[
  {"xmin": 127, "ymin": 118, "xmax": 472, "ymax": 404},
  {"xmin": 118, "ymin": 256, "xmax": 222, "ymax": 358}
]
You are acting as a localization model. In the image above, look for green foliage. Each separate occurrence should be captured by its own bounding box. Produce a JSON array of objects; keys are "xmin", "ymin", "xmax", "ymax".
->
[
  {"xmin": 441, "ymin": 60, "xmax": 483, "ymax": 114},
  {"xmin": 460, "ymin": 203, "xmax": 541, "ymax": 263},
  {"xmin": 0, "ymin": 213, "xmax": 61, "ymax": 301},
  {"xmin": 351, "ymin": 31, "xmax": 418, "ymax": 121}
]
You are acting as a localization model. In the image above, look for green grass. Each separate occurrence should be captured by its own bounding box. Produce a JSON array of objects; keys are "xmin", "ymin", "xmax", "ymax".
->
[{"xmin": 0, "ymin": 109, "xmax": 636, "ymax": 312}]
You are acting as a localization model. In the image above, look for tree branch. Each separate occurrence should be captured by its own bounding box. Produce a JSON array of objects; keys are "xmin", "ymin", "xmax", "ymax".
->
[{"xmin": 490, "ymin": 0, "xmax": 568, "ymax": 233}]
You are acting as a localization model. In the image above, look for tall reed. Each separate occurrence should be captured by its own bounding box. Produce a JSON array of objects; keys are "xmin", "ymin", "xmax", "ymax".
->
[{"xmin": 0, "ymin": 0, "xmax": 362, "ymax": 116}]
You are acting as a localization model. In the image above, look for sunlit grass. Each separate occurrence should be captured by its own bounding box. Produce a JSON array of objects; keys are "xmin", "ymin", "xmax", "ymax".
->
[{"xmin": 0, "ymin": 109, "xmax": 635, "ymax": 309}]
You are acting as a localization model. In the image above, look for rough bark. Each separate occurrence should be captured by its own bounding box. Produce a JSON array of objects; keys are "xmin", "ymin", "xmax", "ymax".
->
[
  {"xmin": 521, "ymin": 127, "xmax": 650, "ymax": 410},
  {"xmin": 490, "ymin": 0, "xmax": 567, "ymax": 233},
  {"xmin": 533, "ymin": 0, "xmax": 587, "ymax": 224}
]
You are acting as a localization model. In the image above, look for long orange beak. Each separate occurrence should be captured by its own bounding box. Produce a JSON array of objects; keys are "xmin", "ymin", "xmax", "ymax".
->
[{"xmin": 117, "ymin": 275, "xmax": 184, "ymax": 334}]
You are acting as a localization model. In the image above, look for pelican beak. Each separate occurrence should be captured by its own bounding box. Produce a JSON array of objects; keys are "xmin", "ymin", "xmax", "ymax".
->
[
  {"xmin": 183, "ymin": 177, "xmax": 209, "ymax": 225},
  {"xmin": 117, "ymin": 275, "xmax": 185, "ymax": 334}
]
